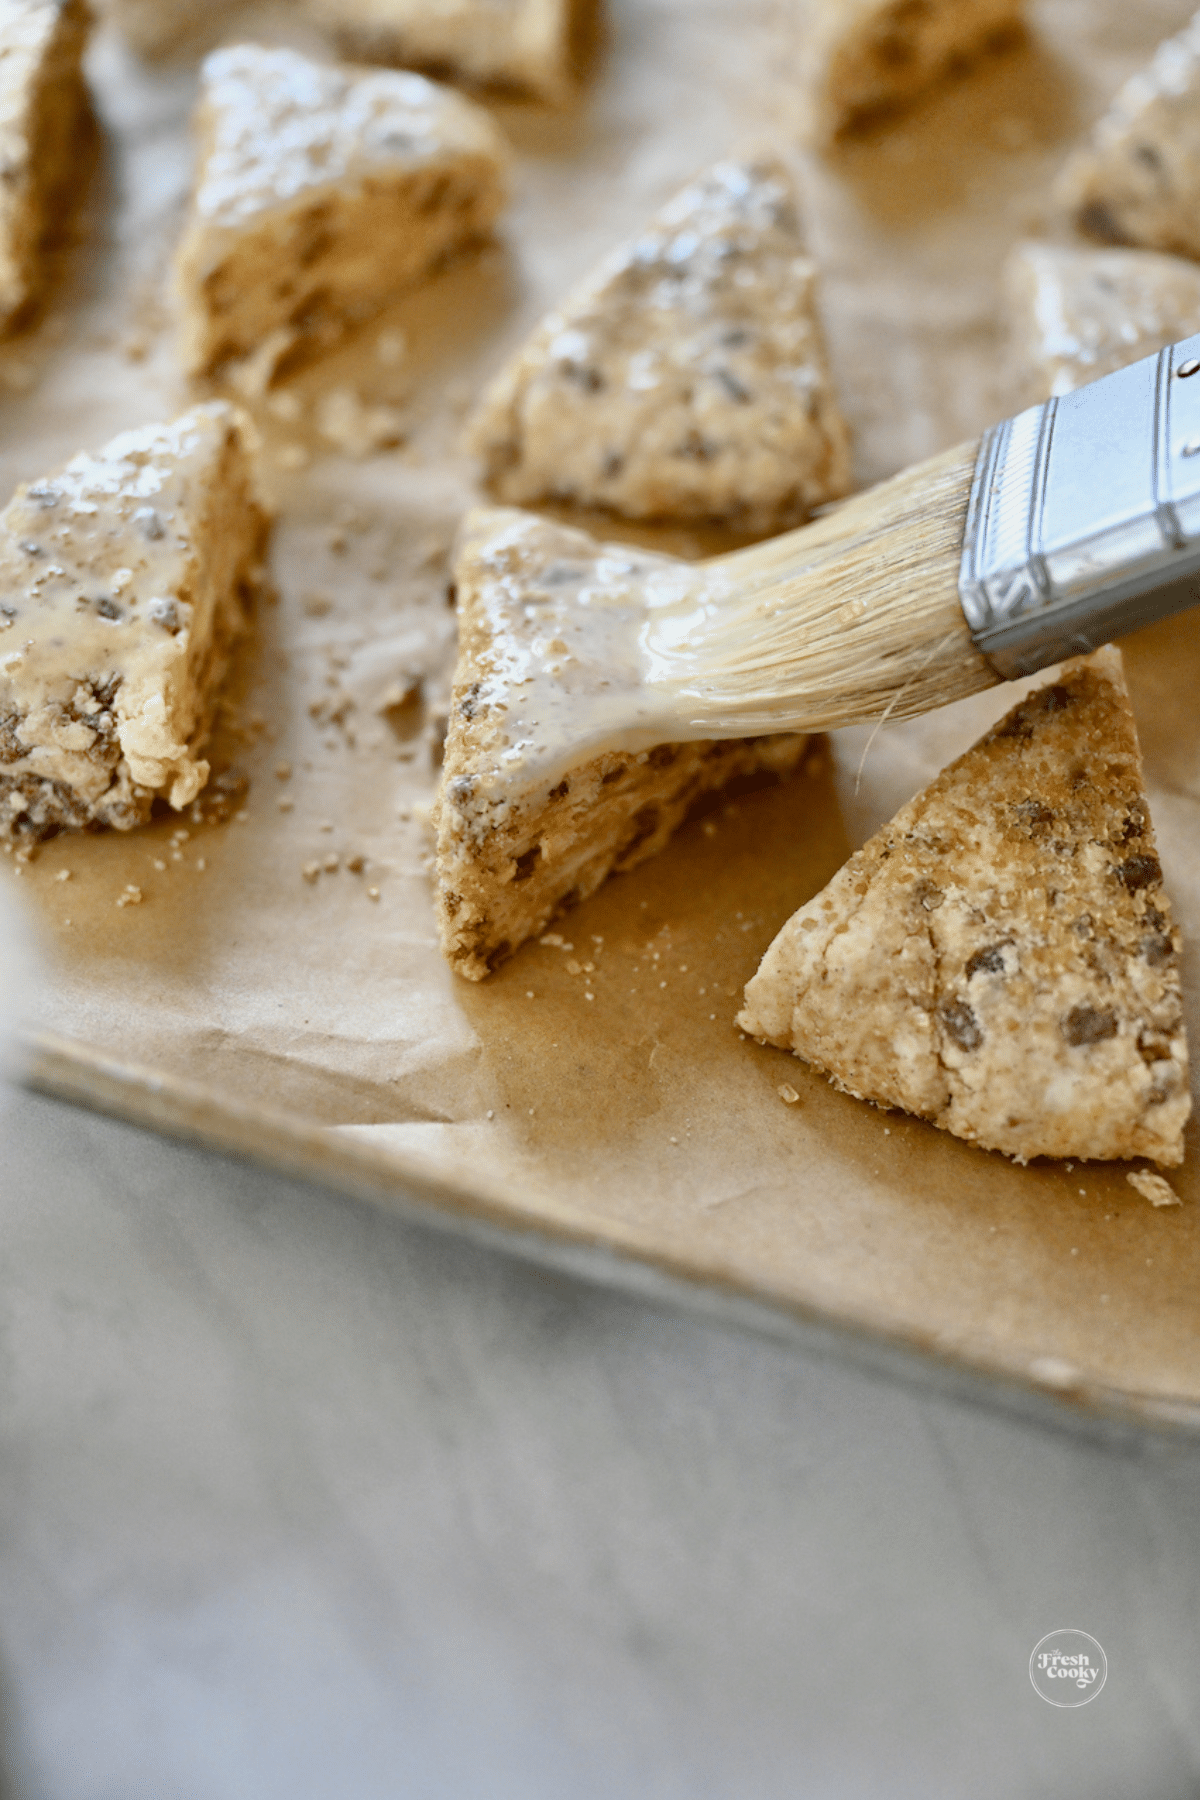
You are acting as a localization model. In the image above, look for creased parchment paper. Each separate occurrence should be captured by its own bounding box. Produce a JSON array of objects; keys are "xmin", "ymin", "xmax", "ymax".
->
[{"xmin": 12, "ymin": 0, "xmax": 1200, "ymax": 1418}]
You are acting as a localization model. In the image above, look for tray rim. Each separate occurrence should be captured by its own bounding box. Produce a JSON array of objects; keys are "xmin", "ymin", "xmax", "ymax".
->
[{"xmin": 18, "ymin": 1024, "xmax": 1200, "ymax": 1448}]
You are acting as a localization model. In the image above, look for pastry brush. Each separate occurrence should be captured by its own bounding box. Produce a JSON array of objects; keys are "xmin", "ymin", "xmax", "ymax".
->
[{"xmin": 633, "ymin": 334, "xmax": 1200, "ymax": 741}]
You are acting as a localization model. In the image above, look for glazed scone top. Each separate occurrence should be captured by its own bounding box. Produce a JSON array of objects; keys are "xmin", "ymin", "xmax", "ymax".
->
[
  {"xmin": 447, "ymin": 508, "xmax": 703, "ymax": 829},
  {"xmin": 449, "ymin": 497, "xmax": 898, "ymax": 807},
  {"xmin": 192, "ymin": 42, "xmax": 506, "ymax": 231},
  {"xmin": 0, "ymin": 402, "xmax": 247, "ymax": 808}
]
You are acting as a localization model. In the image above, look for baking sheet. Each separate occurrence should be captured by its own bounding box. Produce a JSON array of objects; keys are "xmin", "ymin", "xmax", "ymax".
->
[{"xmin": 12, "ymin": 0, "xmax": 1200, "ymax": 1427}]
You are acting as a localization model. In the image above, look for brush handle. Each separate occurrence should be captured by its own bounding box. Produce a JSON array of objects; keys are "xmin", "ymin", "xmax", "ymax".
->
[{"xmin": 961, "ymin": 333, "xmax": 1200, "ymax": 678}]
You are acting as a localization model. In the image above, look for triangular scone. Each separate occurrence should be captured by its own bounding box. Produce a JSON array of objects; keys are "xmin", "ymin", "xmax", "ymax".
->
[
  {"xmin": 1057, "ymin": 13, "xmax": 1200, "ymax": 258},
  {"xmin": 805, "ymin": 0, "xmax": 1025, "ymax": 146},
  {"xmin": 433, "ymin": 506, "xmax": 808, "ymax": 979},
  {"xmin": 174, "ymin": 44, "xmax": 509, "ymax": 380},
  {"xmin": 305, "ymin": 0, "xmax": 582, "ymax": 107},
  {"xmin": 466, "ymin": 158, "xmax": 852, "ymax": 535},
  {"xmin": 0, "ymin": 402, "xmax": 268, "ymax": 842},
  {"xmin": 1005, "ymin": 240, "xmax": 1200, "ymax": 400},
  {"xmin": 738, "ymin": 650, "xmax": 1190, "ymax": 1166},
  {"xmin": 0, "ymin": 0, "xmax": 92, "ymax": 333}
]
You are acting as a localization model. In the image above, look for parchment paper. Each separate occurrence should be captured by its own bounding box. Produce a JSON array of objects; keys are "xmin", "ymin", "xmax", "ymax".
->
[{"xmin": 13, "ymin": 0, "xmax": 1200, "ymax": 1414}]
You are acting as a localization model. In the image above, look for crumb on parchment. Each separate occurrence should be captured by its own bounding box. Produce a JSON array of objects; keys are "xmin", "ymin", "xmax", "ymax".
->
[{"xmin": 1127, "ymin": 1169, "xmax": 1182, "ymax": 1208}]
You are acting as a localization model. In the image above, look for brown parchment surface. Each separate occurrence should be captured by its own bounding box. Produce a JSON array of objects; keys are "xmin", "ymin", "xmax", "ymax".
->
[{"xmin": 13, "ymin": 0, "xmax": 1200, "ymax": 1412}]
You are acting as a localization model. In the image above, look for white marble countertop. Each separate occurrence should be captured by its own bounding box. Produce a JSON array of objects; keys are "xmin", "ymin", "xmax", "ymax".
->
[{"xmin": 4, "ymin": 1075, "xmax": 1200, "ymax": 1799}]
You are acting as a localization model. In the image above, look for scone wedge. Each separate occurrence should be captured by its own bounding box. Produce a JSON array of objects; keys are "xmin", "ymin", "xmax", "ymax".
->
[
  {"xmin": 433, "ymin": 507, "xmax": 808, "ymax": 978},
  {"xmin": 174, "ymin": 43, "xmax": 509, "ymax": 381},
  {"xmin": 305, "ymin": 0, "xmax": 584, "ymax": 107},
  {"xmin": 738, "ymin": 649, "xmax": 1190, "ymax": 1166},
  {"xmin": 467, "ymin": 157, "xmax": 851, "ymax": 535},
  {"xmin": 0, "ymin": 402, "xmax": 268, "ymax": 843},
  {"xmin": 806, "ymin": 0, "xmax": 1026, "ymax": 147},
  {"xmin": 0, "ymin": 0, "xmax": 93, "ymax": 334},
  {"xmin": 1005, "ymin": 239, "xmax": 1200, "ymax": 400},
  {"xmin": 1057, "ymin": 12, "xmax": 1200, "ymax": 259}
]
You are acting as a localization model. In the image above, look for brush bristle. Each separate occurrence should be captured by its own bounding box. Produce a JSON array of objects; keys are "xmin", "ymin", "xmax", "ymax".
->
[{"xmin": 652, "ymin": 440, "xmax": 999, "ymax": 736}]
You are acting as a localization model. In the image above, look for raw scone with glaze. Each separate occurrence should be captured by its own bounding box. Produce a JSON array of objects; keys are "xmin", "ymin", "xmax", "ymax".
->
[
  {"xmin": 806, "ymin": 0, "xmax": 1026, "ymax": 146},
  {"xmin": 1058, "ymin": 11, "xmax": 1200, "ymax": 259},
  {"xmin": 466, "ymin": 157, "xmax": 852, "ymax": 535},
  {"xmin": 174, "ymin": 43, "xmax": 509, "ymax": 381},
  {"xmin": 305, "ymin": 0, "xmax": 584, "ymax": 107},
  {"xmin": 738, "ymin": 649, "xmax": 1190, "ymax": 1167},
  {"xmin": 433, "ymin": 506, "xmax": 808, "ymax": 978},
  {"xmin": 1005, "ymin": 239, "xmax": 1200, "ymax": 399},
  {"xmin": 0, "ymin": 0, "xmax": 92, "ymax": 334},
  {"xmin": 0, "ymin": 402, "xmax": 268, "ymax": 843}
]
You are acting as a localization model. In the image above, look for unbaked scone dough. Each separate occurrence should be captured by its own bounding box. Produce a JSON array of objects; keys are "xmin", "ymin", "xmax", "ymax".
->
[
  {"xmin": 0, "ymin": 0, "xmax": 92, "ymax": 333},
  {"xmin": 1057, "ymin": 11, "xmax": 1200, "ymax": 259},
  {"xmin": 738, "ymin": 648, "xmax": 1190, "ymax": 1166},
  {"xmin": 467, "ymin": 157, "xmax": 852, "ymax": 534},
  {"xmin": 806, "ymin": 0, "xmax": 1026, "ymax": 146},
  {"xmin": 1005, "ymin": 239, "xmax": 1200, "ymax": 399},
  {"xmin": 0, "ymin": 403, "xmax": 267, "ymax": 842},
  {"xmin": 433, "ymin": 506, "xmax": 808, "ymax": 978},
  {"xmin": 174, "ymin": 43, "xmax": 509, "ymax": 380},
  {"xmin": 305, "ymin": 0, "xmax": 584, "ymax": 106}
]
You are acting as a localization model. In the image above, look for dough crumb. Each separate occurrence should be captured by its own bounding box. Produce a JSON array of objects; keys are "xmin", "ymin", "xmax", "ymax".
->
[
  {"xmin": 316, "ymin": 386, "xmax": 406, "ymax": 459},
  {"xmin": 1127, "ymin": 1169, "xmax": 1182, "ymax": 1208}
]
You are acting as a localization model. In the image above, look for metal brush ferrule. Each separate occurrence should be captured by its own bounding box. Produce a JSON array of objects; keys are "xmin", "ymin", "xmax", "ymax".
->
[{"xmin": 959, "ymin": 333, "xmax": 1200, "ymax": 679}]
